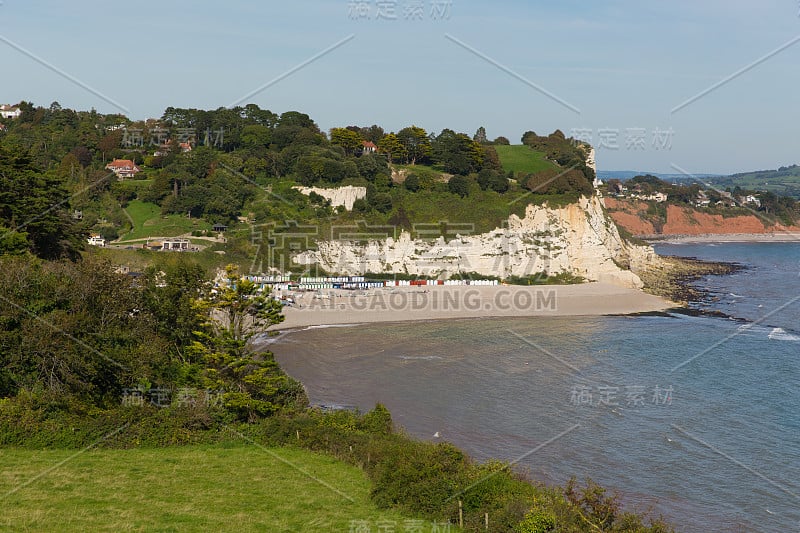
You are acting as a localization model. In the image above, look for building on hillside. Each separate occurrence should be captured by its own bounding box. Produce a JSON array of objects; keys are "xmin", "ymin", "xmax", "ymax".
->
[
  {"xmin": 695, "ymin": 192, "xmax": 710, "ymax": 207},
  {"xmin": 645, "ymin": 192, "xmax": 668, "ymax": 203},
  {"xmin": 212, "ymin": 223, "xmax": 228, "ymax": 232},
  {"xmin": 743, "ymin": 195, "xmax": 761, "ymax": 208},
  {"xmin": 0, "ymin": 104, "xmax": 21, "ymax": 119},
  {"xmin": 161, "ymin": 238, "xmax": 195, "ymax": 251},
  {"xmin": 362, "ymin": 140, "xmax": 377, "ymax": 154},
  {"xmin": 105, "ymin": 159, "xmax": 141, "ymax": 179},
  {"xmin": 87, "ymin": 234, "xmax": 106, "ymax": 247}
]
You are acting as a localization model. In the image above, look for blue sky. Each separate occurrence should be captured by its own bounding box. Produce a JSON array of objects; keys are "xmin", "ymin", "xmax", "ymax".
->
[{"xmin": 1, "ymin": 0, "xmax": 798, "ymax": 174}]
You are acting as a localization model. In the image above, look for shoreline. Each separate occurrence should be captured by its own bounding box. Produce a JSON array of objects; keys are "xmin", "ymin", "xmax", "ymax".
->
[
  {"xmin": 272, "ymin": 282, "xmax": 677, "ymax": 330},
  {"xmin": 643, "ymin": 232, "xmax": 800, "ymax": 244}
]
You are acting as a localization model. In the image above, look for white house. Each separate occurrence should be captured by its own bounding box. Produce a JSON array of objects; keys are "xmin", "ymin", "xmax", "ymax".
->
[
  {"xmin": 744, "ymin": 195, "xmax": 761, "ymax": 208},
  {"xmin": 362, "ymin": 140, "xmax": 377, "ymax": 154},
  {"xmin": 87, "ymin": 235, "xmax": 106, "ymax": 247},
  {"xmin": 645, "ymin": 192, "xmax": 668, "ymax": 203},
  {"xmin": 0, "ymin": 104, "xmax": 21, "ymax": 119}
]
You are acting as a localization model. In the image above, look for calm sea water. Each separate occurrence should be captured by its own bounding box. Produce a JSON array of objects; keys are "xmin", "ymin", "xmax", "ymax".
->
[{"xmin": 270, "ymin": 242, "xmax": 800, "ymax": 532}]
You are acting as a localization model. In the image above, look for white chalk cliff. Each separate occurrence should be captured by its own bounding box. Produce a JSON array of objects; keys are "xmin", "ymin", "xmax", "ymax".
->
[
  {"xmin": 293, "ymin": 196, "xmax": 661, "ymax": 289},
  {"xmin": 294, "ymin": 186, "xmax": 366, "ymax": 211}
]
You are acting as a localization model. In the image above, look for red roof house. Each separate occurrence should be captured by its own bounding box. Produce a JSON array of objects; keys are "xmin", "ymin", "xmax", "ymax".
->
[{"xmin": 105, "ymin": 159, "xmax": 141, "ymax": 179}]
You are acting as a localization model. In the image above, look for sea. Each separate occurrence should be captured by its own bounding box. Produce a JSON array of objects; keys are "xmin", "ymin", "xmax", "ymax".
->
[{"xmin": 270, "ymin": 242, "xmax": 800, "ymax": 532}]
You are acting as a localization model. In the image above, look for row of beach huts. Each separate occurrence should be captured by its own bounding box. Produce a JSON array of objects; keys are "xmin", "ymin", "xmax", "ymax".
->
[{"xmin": 236, "ymin": 275, "xmax": 500, "ymax": 292}]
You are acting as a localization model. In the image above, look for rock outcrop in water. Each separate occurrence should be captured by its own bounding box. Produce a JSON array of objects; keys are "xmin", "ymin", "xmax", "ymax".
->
[{"xmin": 294, "ymin": 196, "xmax": 660, "ymax": 289}]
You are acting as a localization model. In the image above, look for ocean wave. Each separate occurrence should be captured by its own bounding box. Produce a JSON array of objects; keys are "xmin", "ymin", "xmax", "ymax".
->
[
  {"xmin": 768, "ymin": 327, "xmax": 800, "ymax": 341},
  {"xmin": 301, "ymin": 323, "xmax": 362, "ymax": 331}
]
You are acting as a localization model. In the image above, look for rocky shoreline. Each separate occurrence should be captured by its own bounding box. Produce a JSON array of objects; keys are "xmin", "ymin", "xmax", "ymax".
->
[{"xmin": 638, "ymin": 255, "xmax": 743, "ymax": 305}]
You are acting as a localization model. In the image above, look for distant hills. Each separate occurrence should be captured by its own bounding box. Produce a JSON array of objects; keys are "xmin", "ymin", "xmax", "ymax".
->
[
  {"xmin": 601, "ymin": 165, "xmax": 800, "ymax": 199},
  {"xmin": 597, "ymin": 170, "xmax": 721, "ymax": 183}
]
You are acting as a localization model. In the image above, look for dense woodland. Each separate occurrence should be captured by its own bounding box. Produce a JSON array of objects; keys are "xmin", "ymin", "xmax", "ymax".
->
[{"xmin": 0, "ymin": 101, "xmax": 596, "ymax": 247}]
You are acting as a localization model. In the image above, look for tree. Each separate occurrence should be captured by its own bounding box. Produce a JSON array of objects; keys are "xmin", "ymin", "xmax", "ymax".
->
[
  {"xmin": 194, "ymin": 264, "xmax": 306, "ymax": 421},
  {"xmin": 481, "ymin": 145, "xmax": 502, "ymax": 172},
  {"xmin": 493, "ymin": 136, "xmax": 510, "ymax": 145},
  {"xmin": 367, "ymin": 188, "xmax": 393, "ymax": 213},
  {"xmin": 69, "ymin": 146, "xmax": 93, "ymax": 167},
  {"xmin": 521, "ymin": 131, "xmax": 538, "ymax": 145},
  {"xmin": 0, "ymin": 146, "xmax": 81, "ymax": 259},
  {"xmin": 330, "ymin": 127, "xmax": 363, "ymax": 156},
  {"xmin": 404, "ymin": 174, "xmax": 420, "ymax": 192},
  {"xmin": 0, "ymin": 256, "xmax": 172, "ymax": 403},
  {"xmin": 356, "ymin": 153, "xmax": 389, "ymax": 181},
  {"xmin": 473, "ymin": 126, "xmax": 488, "ymax": 144},
  {"xmin": 359, "ymin": 124, "xmax": 385, "ymax": 143},
  {"xmin": 397, "ymin": 126, "xmax": 432, "ymax": 165},
  {"xmin": 98, "ymin": 130, "xmax": 123, "ymax": 163},
  {"xmin": 377, "ymin": 133, "xmax": 406, "ymax": 164},
  {"xmin": 240, "ymin": 124, "xmax": 272, "ymax": 149},
  {"xmin": 448, "ymin": 175, "xmax": 470, "ymax": 197},
  {"xmin": 208, "ymin": 265, "xmax": 284, "ymax": 345}
]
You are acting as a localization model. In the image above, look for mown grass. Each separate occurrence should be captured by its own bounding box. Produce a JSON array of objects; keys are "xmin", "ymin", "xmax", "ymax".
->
[
  {"xmin": 0, "ymin": 445, "xmax": 418, "ymax": 532},
  {"xmin": 494, "ymin": 145, "xmax": 556, "ymax": 175},
  {"xmin": 120, "ymin": 200, "xmax": 212, "ymax": 241}
]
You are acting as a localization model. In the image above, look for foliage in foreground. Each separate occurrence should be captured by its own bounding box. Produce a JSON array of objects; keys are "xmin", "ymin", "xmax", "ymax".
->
[{"xmin": 0, "ymin": 254, "xmax": 672, "ymax": 531}]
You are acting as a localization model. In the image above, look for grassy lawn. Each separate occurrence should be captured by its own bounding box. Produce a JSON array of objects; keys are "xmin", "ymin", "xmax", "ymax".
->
[
  {"xmin": 393, "ymin": 163, "xmax": 449, "ymax": 182},
  {"xmin": 494, "ymin": 145, "xmax": 556, "ymax": 175},
  {"xmin": 120, "ymin": 200, "xmax": 212, "ymax": 241},
  {"xmin": 0, "ymin": 445, "xmax": 421, "ymax": 532}
]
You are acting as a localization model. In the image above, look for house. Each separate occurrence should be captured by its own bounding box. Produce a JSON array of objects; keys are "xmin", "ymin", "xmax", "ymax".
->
[
  {"xmin": 161, "ymin": 238, "xmax": 191, "ymax": 251},
  {"xmin": 178, "ymin": 142, "xmax": 192, "ymax": 153},
  {"xmin": 105, "ymin": 159, "xmax": 141, "ymax": 179},
  {"xmin": 644, "ymin": 192, "xmax": 668, "ymax": 203},
  {"xmin": 743, "ymin": 194, "xmax": 761, "ymax": 208},
  {"xmin": 695, "ymin": 192, "xmax": 710, "ymax": 207},
  {"xmin": 87, "ymin": 234, "xmax": 106, "ymax": 247},
  {"xmin": 0, "ymin": 104, "xmax": 21, "ymax": 119},
  {"xmin": 362, "ymin": 140, "xmax": 377, "ymax": 154},
  {"xmin": 212, "ymin": 223, "xmax": 228, "ymax": 232}
]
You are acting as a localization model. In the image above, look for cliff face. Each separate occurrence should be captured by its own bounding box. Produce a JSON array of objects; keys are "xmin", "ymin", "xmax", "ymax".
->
[
  {"xmin": 294, "ymin": 186, "xmax": 366, "ymax": 211},
  {"xmin": 604, "ymin": 197, "xmax": 800, "ymax": 236},
  {"xmin": 294, "ymin": 196, "xmax": 660, "ymax": 289}
]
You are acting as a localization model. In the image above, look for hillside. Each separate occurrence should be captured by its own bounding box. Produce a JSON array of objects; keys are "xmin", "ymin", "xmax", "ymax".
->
[
  {"xmin": 494, "ymin": 144, "xmax": 557, "ymax": 174},
  {"xmin": 707, "ymin": 164, "xmax": 800, "ymax": 198},
  {"xmin": 604, "ymin": 197, "xmax": 800, "ymax": 237},
  {"xmin": 0, "ymin": 104, "xmax": 601, "ymax": 278}
]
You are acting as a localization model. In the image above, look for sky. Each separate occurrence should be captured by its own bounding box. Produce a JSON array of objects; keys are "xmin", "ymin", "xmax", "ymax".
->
[{"xmin": 1, "ymin": 0, "xmax": 798, "ymax": 174}]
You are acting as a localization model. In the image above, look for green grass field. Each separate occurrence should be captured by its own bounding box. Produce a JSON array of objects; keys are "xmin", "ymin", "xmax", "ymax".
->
[
  {"xmin": 120, "ymin": 200, "xmax": 212, "ymax": 241},
  {"xmin": 0, "ymin": 445, "xmax": 420, "ymax": 532},
  {"xmin": 494, "ymin": 145, "xmax": 556, "ymax": 175}
]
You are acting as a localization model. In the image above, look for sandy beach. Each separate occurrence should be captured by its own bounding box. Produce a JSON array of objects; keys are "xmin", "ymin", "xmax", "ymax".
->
[
  {"xmin": 645, "ymin": 232, "xmax": 800, "ymax": 244},
  {"xmin": 273, "ymin": 282, "xmax": 676, "ymax": 330}
]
